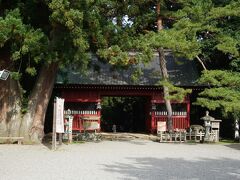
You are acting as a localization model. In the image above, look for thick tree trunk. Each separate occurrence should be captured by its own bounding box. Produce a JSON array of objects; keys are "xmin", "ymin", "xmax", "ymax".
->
[
  {"xmin": 0, "ymin": 54, "xmax": 22, "ymax": 142},
  {"xmin": 20, "ymin": 62, "xmax": 58, "ymax": 144},
  {"xmin": 157, "ymin": 2, "xmax": 173, "ymax": 131},
  {"xmin": 0, "ymin": 78, "xmax": 22, "ymax": 140}
]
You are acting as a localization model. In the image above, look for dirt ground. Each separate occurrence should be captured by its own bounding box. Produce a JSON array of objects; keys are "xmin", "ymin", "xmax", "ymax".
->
[{"xmin": 0, "ymin": 139, "xmax": 240, "ymax": 180}]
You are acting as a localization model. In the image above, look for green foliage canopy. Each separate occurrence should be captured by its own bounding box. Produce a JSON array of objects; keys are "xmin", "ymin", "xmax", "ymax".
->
[
  {"xmin": 158, "ymin": 80, "xmax": 192, "ymax": 102},
  {"xmin": 0, "ymin": 0, "xmax": 94, "ymax": 81},
  {"xmin": 0, "ymin": 8, "xmax": 45, "ymax": 78},
  {"xmin": 196, "ymin": 70, "xmax": 240, "ymax": 114}
]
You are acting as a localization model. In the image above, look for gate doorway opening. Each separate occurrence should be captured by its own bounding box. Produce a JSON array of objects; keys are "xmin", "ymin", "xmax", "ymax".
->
[{"xmin": 100, "ymin": 96, "xmax": 150, "ymax": 133}]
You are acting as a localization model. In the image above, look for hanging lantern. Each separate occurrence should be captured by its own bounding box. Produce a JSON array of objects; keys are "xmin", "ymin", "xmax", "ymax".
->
[{"xmin": 96, "ymin": 102, "xmax": 102, "ymax": 110}]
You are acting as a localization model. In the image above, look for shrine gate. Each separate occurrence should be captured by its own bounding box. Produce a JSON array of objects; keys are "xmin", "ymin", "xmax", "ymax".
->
[{"xmin": 54, "ymin": 52, "xmax": 199, "ymax": 133}]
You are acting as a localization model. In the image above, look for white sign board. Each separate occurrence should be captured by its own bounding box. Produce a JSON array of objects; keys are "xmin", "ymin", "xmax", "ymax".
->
[
  {"xmin": 157, "ymin": 121, "xmax": 167, "ymax": 132},
  {"xmin": 211, "ymin": 122, "xmax": 220, "ymax": 129},
  {"xmin": 56, "ymin": 97, "xmax": 65, "ymax": 133}
]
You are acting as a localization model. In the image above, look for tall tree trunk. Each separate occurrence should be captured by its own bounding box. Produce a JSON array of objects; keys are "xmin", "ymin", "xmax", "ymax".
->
[
  {"xmin": 158, "ymin": 48, "xmax": 173, "ymax": 131},
  {"xmin": 20, "ymin": 62, "xmax": 58, "ymax": 144},
  {"xmin": 0, "ymin": 78, "xmax": 22, "ymax": 140},
  {"xmin": 157, "ymin": 2, "xmax": 173, "ymax": 131},
  {"xmin": 0, "ymin": 54, "xmax": 22, "ymax": 142}
]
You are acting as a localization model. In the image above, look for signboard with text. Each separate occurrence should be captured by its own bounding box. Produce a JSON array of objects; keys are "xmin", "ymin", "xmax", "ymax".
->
[{"xmin": 56, "ymin": 97, "xmax": 64, "ymax": 133}]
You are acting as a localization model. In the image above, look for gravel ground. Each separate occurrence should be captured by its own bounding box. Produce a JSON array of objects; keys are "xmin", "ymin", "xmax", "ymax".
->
[{"xmin": 0, "ymin": 140, "xmax": 240, "ymax": 180}]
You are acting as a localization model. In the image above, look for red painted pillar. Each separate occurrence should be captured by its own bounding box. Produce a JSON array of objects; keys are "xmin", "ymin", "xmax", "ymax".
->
[
  {"xmin": 97, "ymin": 96, "xmax": 101, "ymax": 132},
  {"xmin": 150, "ymin": 98, "xmax": 156, "ymax": 133},
  {"xmin": 97, "ymin": 108, "xmax": 101, "ymax": 132},
  {"xmin": 187, "ymin": 101, "xmax": 190, "ymax": 128},
  {"xmin": 151, "ymin": 111, "xmax": 155, "ymax": 133}
]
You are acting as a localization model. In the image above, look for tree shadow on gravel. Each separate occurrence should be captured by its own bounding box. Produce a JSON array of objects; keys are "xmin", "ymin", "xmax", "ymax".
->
[
  {"xmin": 42, "ymin": 134, "xmax": 52, "ymax": 150},
  {"xmin": 42, "ymin": 141, "xmax": 52, "ymax": 150},
  {"xmin": 101, "ymin": 157, "xmax": 240, "ymax": 180},
  {"xmin": 224, "ymin": 143, "xmax": 240, "ymax": 151}
]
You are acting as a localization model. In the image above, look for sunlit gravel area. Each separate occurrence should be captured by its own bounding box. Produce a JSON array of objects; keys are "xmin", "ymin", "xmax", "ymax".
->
[{"xmin": 1, "ymin": 140, "xmax": 240, "ymax": 180}]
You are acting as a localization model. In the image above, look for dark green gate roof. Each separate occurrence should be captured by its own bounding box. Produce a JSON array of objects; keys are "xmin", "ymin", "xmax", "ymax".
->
[{"xmin": 56, "ymin": 52, "xmax": 200, "ymax": 86}]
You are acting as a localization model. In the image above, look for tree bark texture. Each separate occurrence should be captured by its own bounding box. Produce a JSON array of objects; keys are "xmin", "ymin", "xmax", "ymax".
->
[
  {"xmin": 0, "ymin": 55, "xmax": 22, "ymax": 142},
  {"xmin": 0, "ymin": 78, "xmax": 22, "ymax": 140},
  {"xmin": 20, "ymin": 62, "xmax": 58, "ymax": 143},
  {"xmin": 158, "ymin": 48, "xmax": 173, "ymax": 131},
  {"xmin": 157, "ymin": 2, "xmax": 173, "ymax": 131}
]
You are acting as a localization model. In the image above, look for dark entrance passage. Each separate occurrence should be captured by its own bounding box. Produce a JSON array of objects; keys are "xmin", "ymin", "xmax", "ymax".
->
[{"xmin": 100, "ymin": 96, "xmax": 149, "ymax": 133}]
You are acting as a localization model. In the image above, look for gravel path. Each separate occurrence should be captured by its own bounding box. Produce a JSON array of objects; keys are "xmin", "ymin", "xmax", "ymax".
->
[{"xmin": 0, "ymin": 140, "xmax": 240, "ymax": 180}]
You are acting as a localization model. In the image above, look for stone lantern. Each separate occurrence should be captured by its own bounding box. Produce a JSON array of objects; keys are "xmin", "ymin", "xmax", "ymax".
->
[{"xmin": 201, "ymin": 111, "xmax": 214, "ymax": 142}]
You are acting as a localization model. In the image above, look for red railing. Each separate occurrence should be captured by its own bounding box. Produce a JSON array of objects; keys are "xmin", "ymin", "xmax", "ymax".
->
[
  {"xmin": 72, "ymin": 116, "xmax": 81, "ymax": 131},
  {"xmin": 154, "ymin": 116, "xmax": 189, "ymax": 130},
  {"xmin": 71, "ymin": 114, "xmax": 189, "ymax": 133}
]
